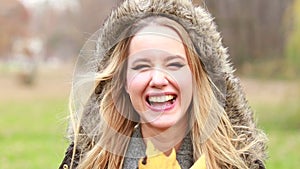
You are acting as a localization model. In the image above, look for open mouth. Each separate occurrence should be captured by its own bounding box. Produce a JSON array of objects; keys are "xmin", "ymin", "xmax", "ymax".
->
[{"xmin": 146, "ymin": 94, "xmax": 177, "ymax": 111}]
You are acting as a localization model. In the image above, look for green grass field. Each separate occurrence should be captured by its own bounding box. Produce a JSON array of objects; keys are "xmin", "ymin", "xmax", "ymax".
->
[
  {"xmin": 0, "ymin": 66, "xmax": 71, "ymax": 169},
  {"xmin": 253, "ymin": 100, "xmax": 300, "ymax": 168},
  {"xmin": 0, "ymin": 67, "xmax": 299, "ymax": 169},
  {"xmin": 243, "ymin": 79, "xmax": 300, "ymax": 168},
  {"xmin": 0, "ymin": 98, "xmax": 68, "ymax": 169}
]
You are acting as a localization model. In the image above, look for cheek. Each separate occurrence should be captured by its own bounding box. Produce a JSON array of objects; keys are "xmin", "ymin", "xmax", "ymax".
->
[
  {"xmin": 181, "ymin": 73, "xmax": 193, "ymax": 104},
  {"xmin": 126, "ymin": 72, "xmax": 150, "ymax": 94},
  {"xmin": 169, "ymin": 68, "xmax": 193, "ymax": 104},
  {"xmin": 169, "ymin": 67, "xmax": 193, "ymax": 89},
  {"xmin": 126, "ymin": 72, "xmax": 151, "ymax": 114}
]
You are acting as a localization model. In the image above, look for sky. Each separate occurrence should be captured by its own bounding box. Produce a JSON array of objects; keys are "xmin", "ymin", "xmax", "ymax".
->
[{"xmin": 19, "ymin": 0, "xmax": 80, "ymax": 12}]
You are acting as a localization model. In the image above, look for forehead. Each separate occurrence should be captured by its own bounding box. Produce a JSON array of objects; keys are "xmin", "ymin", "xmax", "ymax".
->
[
  {"xmin": 134, "ymin": 24, "xmax": 182, "ymax": 41},
  {"xmin": 128, "ymin": 25, "xmax": 186, "ymax": 56}
]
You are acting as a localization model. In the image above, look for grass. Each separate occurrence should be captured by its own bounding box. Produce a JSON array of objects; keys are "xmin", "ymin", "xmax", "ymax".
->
[
  {"xmin": 249, "ymin": 85, "xmax": 300, "ymax": 168},
  {"xmin": 257, "ymin": 107, "xmax": 300, "ymax": 168},
  {"xmin": 0, "ymin": 98, "xmax": 69, "ymax": 169},
  {"xmin": 265, "ymin": 130, "xmax": 300, "ymax": 168}
]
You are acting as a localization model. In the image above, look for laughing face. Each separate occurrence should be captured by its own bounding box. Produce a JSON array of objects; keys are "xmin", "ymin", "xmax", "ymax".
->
[{"xmin": 126, "ymin": 25, "xmax": 193, "ymax": 129}]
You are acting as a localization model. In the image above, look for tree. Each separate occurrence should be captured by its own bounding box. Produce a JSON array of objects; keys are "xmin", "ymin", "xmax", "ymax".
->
[
  {"xmin": 0, "ymin": 0, "xmax": 29, "ymax": 58},
  {"xmin": 203, "ymin": 0, "xmax": 292, "ymax": 66},
  {"xmin": 284, "ymin": 0, "xmax": 300, "ymax": 74}
]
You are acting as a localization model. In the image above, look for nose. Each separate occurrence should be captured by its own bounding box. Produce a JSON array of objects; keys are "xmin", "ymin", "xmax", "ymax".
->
[{"xmin": 149, "ymin": 69, "xmax": 169, "ymax": 88}]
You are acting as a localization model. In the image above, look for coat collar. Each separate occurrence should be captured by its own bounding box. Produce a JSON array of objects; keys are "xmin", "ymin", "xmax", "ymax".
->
[{"xmin": 123, "ymin": 125, "xmax": 194, "ymax": 169}]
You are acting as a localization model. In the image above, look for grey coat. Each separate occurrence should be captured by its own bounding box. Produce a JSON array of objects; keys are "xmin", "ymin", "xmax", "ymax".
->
[
  {"xmin": 59, "ymin": 0, "xmax": 267, "ymax": 168},
  {"xmin": 122, "ymin": 125, "xmax": 194, "ymax": 169}
]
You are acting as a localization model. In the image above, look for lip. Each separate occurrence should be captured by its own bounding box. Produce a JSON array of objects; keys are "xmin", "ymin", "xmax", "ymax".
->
[{"xmin": 145, "ymin": 92, "xmax": 177, "ymax": 112}]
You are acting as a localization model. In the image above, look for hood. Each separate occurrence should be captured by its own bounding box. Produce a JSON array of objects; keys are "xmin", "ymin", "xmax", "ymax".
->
[{"xmin": 69, "ymin": 0, "xmax": 267, "ymax": 168}]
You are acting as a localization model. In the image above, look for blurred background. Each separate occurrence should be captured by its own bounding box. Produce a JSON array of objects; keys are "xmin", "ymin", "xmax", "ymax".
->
[{"xmin": 0, "ymin": 0, "xmax": 299, "ymax": 168}]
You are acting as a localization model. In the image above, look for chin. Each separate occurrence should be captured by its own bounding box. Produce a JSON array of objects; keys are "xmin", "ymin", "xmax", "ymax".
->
[{"xmin": 148, "ymin": 119, "xmax": 178, "ymax": 129}]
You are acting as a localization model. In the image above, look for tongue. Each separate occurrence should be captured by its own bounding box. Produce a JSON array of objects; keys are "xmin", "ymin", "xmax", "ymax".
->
[{"xmin": 150, "ymin": 100, "xmax": 173, "ymax": 109}]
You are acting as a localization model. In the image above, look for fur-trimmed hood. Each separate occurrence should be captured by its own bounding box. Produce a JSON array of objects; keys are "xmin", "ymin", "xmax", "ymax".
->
[{"xmin": 60, "ymin": 0, "xmax": 267, "ymax": 168}]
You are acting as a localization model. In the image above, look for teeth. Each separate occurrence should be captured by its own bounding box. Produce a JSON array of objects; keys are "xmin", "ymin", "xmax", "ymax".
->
[{"xmin": 148, "ymin": 95, "xmax": 175, "ymax": 103}]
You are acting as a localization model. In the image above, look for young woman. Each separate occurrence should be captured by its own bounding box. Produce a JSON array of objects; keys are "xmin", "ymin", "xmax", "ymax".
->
[{"xmin": 59, "ymin": 0, "xmax": 267, "ymax": 169}]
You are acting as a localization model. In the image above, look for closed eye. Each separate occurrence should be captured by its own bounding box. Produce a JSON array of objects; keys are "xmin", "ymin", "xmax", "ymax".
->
[
  {"xmin": 167, "ymin": 62, "xmax": 185, "ymax": 69},
  {"xmin": 131, "ymin": 64, "xmax": 151, "ymax": 70}
]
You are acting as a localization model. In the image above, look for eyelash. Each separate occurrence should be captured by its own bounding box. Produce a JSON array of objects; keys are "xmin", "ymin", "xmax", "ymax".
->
[
  {"xmin": 131, "ymin": 64, "xmax": 151, "ymax": 70},
  {"xmin": 167, "ymin": 62, "xmax": 185, "ymax": 68},
  {"xmin": 131, "ymin": 62, "xmax": 185, "ymax": 70}
]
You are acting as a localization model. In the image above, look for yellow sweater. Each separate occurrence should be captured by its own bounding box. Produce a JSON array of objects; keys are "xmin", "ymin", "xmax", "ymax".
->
[{"xmin": 138, "ymin": 141, "xmax": 206, "ymax": 169}]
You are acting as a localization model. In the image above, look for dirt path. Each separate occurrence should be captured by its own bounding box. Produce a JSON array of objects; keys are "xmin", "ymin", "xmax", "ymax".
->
[
  {"xmin": 0, "ymin": 64, "xmax": 74, "ymax": 102},
  {"xmin": 241, "ymin": 78, "xmax": 300, "ymax": 104}
]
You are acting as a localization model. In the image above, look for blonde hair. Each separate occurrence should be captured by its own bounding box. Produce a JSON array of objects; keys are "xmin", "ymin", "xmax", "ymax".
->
[{"xmin": 72, "ymin": 16, "xmax": 251, "ymax": 169}]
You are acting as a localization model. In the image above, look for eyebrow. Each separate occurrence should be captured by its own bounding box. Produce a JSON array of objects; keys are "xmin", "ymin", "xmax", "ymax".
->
[
  {"xmin": 164, "ymin": 55, "xmax": 186, "ymax": 62},
  {"xmin": 131, "ymin": 58, "xmax": 151, "ymax": 66},
  {"xmin": 130, "ymin": 55, "xmax": 186, "ymax": 66}
]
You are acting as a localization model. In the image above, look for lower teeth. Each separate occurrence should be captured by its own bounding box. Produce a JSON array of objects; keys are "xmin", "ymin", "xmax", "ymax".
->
[{"xmin": 150, "ymin": 100, "xmax": 174, "ymax": 106}]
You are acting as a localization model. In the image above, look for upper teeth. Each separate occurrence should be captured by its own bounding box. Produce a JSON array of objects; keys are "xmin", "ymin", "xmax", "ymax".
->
[{"xmin": 148, "ymin": 95, "xmax": 175, "ymax": 103}]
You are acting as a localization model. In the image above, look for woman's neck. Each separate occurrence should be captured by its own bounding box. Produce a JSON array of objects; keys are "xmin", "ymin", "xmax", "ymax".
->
[{"xmin": 140, "ymin": 117, "xmax": 188, "ymax": 155}]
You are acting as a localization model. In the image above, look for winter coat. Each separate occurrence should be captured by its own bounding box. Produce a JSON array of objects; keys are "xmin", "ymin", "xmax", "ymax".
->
[{"xmin": 59, "ymin": 0, "xmax": 267, "ymax": 168}]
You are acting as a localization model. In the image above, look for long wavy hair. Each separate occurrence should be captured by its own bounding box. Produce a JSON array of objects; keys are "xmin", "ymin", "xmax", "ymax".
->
[{"xmin": 73, "ymin": 16, "xmax": 251, "ymax": 169}]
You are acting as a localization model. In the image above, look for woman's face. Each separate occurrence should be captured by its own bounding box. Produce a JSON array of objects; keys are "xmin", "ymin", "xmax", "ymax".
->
[{"xmin": 126, "ymin": 25, "xmax": 193, "ymax": 129}]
